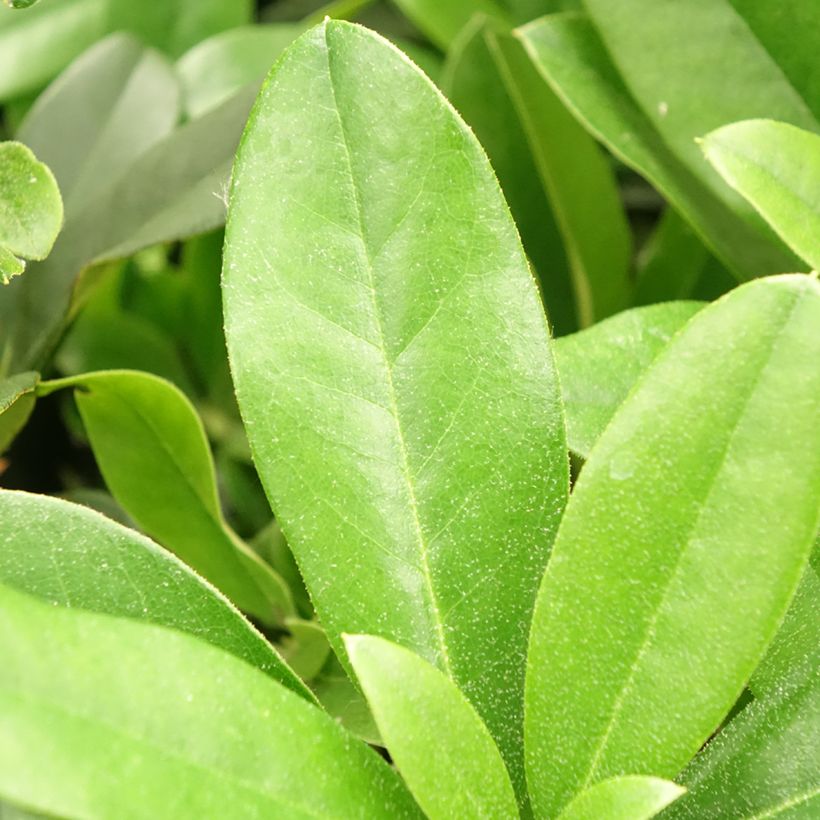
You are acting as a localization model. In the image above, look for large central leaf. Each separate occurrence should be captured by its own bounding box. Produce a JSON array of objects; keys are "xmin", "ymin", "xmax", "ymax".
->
[{"xmin": 223, "ymin": 20, "xmax": 568, "ymax": 796}]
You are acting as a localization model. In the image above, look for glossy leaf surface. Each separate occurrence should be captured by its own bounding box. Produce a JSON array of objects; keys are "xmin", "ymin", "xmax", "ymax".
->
[
  {"xmin": 0, "ymin": 490, "xmax": 309, "ymax": 699},
  {"xmin": 557, "ymin": 776, "xmax": 683, "ymax": 820},
  {"xmin": 516, "ymin": 13, "xmax": 800, "ymax": 281},
  {"xmin": 345, "ymin": 634, "xmax": 518, "ymax": 820},
  {"xmin": 0, "ymin": 371, "xmax": 37, "ymax": 453},
  {"xmin": 224, "ymin": 20, "xmax": 568, "ymax": 797},
  {"xmin": 702, "ymin": 120, "xmax": 820, "ymax": 272},
  {"xmin": 525, "ymin": 275, "xmax": 820, "ymax": 817},
  {"xmin": 0, "ymin": 142, "xmax": 62, "ymax": 283},
  {"xmin": 38, "ymin": 371, "xmax": 292, "ymax": 625},
  {"xmin": 553, "ymin": 302, "xmax": 703, "ymax": 457},
  {"xmin": 671, "ymin": 662, "xmax": 819, "ymax": 819},
  {"xmin": 0, "ymin": 582, "xmax": 419, "ymax": 819}
]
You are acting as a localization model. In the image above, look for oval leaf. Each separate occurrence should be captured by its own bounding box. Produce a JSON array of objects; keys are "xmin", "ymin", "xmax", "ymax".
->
[
  {"xmin": 525, "ymin": 274, "xmax": 820, "ymax": 817},
  {"xmin": 0, "ymin": 581, "xmax": 419, "ymax": 819},
  {"xmin": 223, "ymin": 20, "xmax": 568, "ymax": 797},
  {"xmin": 557, "ymin": 776, "xmax": 684, "ymax": 820},
  {"xmin": 38, "ymin": 370, "xmax": 294, "ymax": 625},
  {"xmin": 345, "ymin": 634, "xmax": 518, "ymax": 820},
  {"xmin": 0, "ymin": 489, "xmax": 310, "ymax": 701},
  {"xmin": 702, "ymin": 119, "xmax": 820, "ymax": 272}
]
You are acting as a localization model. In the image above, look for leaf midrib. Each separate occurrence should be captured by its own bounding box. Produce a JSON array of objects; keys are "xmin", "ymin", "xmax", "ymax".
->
[{"xmin": 322, "ymin": 25, "xmax": 454, "ymax": 678}]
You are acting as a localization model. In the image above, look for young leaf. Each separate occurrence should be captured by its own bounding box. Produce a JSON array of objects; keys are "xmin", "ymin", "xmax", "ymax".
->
[
  {"xmin": 176, "ymin": 24, "xmax": 306, "ymax": 118},
  {"xmin": 516, "ymin": 13, "xmax": 801, "ymax": 281},
  {"xmin": 670, "ymin": 662, "xmax": 819, "ymax": 819},
  {"xmin": 345, "ymin": 634, "xmax": 518, "ymax": 820},
  {"xmin": 553, "ymin": 302, "xmax": 703, "ymax": 458},
  {"xmin": 0, "ymin": 371, "xmax": 38, "ymax": 453},
  {"xmin": 0, "ymin": 490, "xmax": 310, "ymax": 700},
  {"xmin": 38, "ymin": 371, "xmax": 294, "ymax": 626},
  {"xmin": 0, "ymin": 582, "xmax": 420, "ymax": 819},
  {"xmin": 0, "ymin": 142, "xmax": 62, "ymax": 283},
  {"xmin": 702, "ymin": 120, "xmax": 820, "ymax": 271},
  {"xmin": 223, "ymin": 20, "xmax": 568, "ymax": 798},
  {"xmin": 557, "ymin": 776, "xmax": 684, "ymax": 820},
  {"xmin": 525, "ymin": 274, "xmax": 820, "ymax": 817}
]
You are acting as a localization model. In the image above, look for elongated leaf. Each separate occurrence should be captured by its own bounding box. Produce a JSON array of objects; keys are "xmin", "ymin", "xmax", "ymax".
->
[
  {"xmin": 557, "ymin": 776, "xmax": 684, "ymax": 820},
  {"xmin": 177, "ymin": 24, "xmax": 305, "ymax": 118},
  {"xmin": 38, "ymin": 371, "xmax": 293, "ymax": 625},
  {"xmin": 554, "ymin": 302, "xmax": 703, "ymax": 458},
  {"xmin": 224, "ymin": 20, "xmax": 568, "ymax": 799},
  {"xmin": 391, "ymin": 0, "xmax": 508, "ymax": 50},
  {"xmin": 670, "ymin": 663, "xmax": 819, "ymax": 819},
  {"xmin": 0, "ymin": 581, "xmax": 419, "ymax": 819},
  {"xmin": 0, "ymin": 490, "xmax": 310, "ymax": 699},
  {"xmin": 525, "ymin": 274, "xmax": 820, "ymax": 817},
  {"xmin": 442, "ymin": 15, "xmax": 576, "ymax": 334},
  {"xmin": 0, "ymin": 371, "xmax": 37, "ymax": 453},
  {"xmin": 0, "ymin": 142, "xmax": 62, "ymax": 283},
  {"xmin": 516, "ymin": 13, "xmax": 800, "ymax": 281},
  {"xmin": 0, "ymin": 0, "xmax": 251, "ymax": 101},
  {"xmin": 702, "ymin": 120, "xmax": 820, "ymax": 272},
  {"xmin": 345, "ymin": 634, "xmax": 518, "ymax": 820}
]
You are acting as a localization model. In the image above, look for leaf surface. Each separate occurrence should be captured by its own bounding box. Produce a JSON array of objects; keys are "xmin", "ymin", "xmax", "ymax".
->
[
  {"xmin": 525, "ymin": 274, "xmax": 820, "ymax": 816},
  {"xmin": 345, "ymin": 634, "xmax": 518, "ymax": 820},
  {"xmin": 553, "ymin": 302, "xmax": 703, "ymax": 457},
  {"xmin": 0, "ymin": 490, "xmax": 309, "ymax": 699},
  {"xmin": 557, "ymin": 776, "xmax": 683, "ymax": 820},
  {"xmin": 0, "ymin": 581, "xmax": 418, "ymax": 819},
  {"xmin": 0, "ymin": 371, "xmax": 38, "ymax": 453},
  {"xmin": 0, "ymin": 142, "xmax": 62, "ymax": 283},
  {"xmin": 516, "ymin": 13, "xmax": 801, "ymax": 281},
  {"xmin": 702, "ymin": 120, "xmax": 820, "ymax": 272},
  {"xmin": 223, "ymin": 20, "xmax": 568, "ymax": 798},
  {"xmin": 38, "ymin": 370, "xmax": 293, "ymax": 625}
]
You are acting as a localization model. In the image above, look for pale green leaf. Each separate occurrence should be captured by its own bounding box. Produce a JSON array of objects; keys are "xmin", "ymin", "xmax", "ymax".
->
[
  {"xmin": 391, "ymin": 0, "xmax": 509, "ymax": 50},
  {"xmin": 554, "ymin": 302, "xmax": 704, "ymax": 458},
  {"xmin": 525, "ymin": 274, "xmax": 820, "ymax": 817},
  {"xmin": 345, "ymin": 634, "xmax": 518, "ymax": 820},
  {"xmin": 223, "ymin": 20, "xmax": 568, "ymax": 800},
  {"xmin": 38, "ymin": 370, "xmax": 294, "ymax": 626},
  {"xmin": 516, "ymin": 13, "xmax": 801, "ymax": 281},
  {"xmin": 702, "ymin": 120, "xmax": 820, "ymax": 272},
  {"xmin": 0, "ymin": 581, "xmax": 419, "ymax": 819},
  {"xmin": 557, "ymin": 776, "xmax": 684, "ymax": 820},
  {"xmin": 176, "ymin": 24, "xmax": 305, "ymax": 118},
  {"xmin": 0, "ymin": 490, "xmax": 310, "ymax": 700},
  {"xmin": 0, "ymin": 371, "xmax": 37, "ymax": 453},
  {"xmin": 0, "ymin": 142, "xmax": 62, "ymax": 283}
]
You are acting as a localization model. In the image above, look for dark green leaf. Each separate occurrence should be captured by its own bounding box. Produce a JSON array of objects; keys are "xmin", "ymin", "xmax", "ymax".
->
[
  {"xmin": 223, "ymin": 20, "xmax": 568, "ymax": 799},
  {"xmin": 526, "ymin": 274, "xmax": 820, "ymax": 816}
]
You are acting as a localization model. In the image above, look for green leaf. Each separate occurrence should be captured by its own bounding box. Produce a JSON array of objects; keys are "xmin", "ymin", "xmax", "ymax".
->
[
  {"xmin": 0, "ymin": 142, "xmax": 62, "ymax": 283},
  {"xmin": 345, "ymin": 634, "xmax": 518, "ymax": 820},
  {"xmin": 557, "ymin": 776, "xmax": 684, "ymax": 820},
  {"xmin": 0, "ymin": 581, "xmax": 419, "ymax": 819},
  {"xmin": 281, "ymin": 618, "xmax": 332, "ymax": 682},
  {"xmin": 0, "ymin": 490, "xmax": 310, "ymax": 700},
  {"xmin": 444, "ymin": 16, "xmax": 631, "ymax": 331},
  {"xmin": 0, "ymin": 371, "xmax": 38, "ymax": 453},
  {"xmin": 442, "ymin": 15, "xmax": 576, "ymax": 334},
  {"xmin": 670, "ymin": 662, "xmax": 819, "ymax": 819},
  {"xmin": 553, "ymin": 302, "xmax": 704, "ymax": 458},
  {"xmin": 176, "ymin": 24, "xmax": 305, "ymax": 119},
  {"xmin": 516, "ymin": 13, "xmax": 801, "ymax": 281},
  {"xmin": 702, "ymin": 120, "xmax": 820, "ymax": 272},
  {"xmin": 525, "ymin": 274, "xmax": 820, "ymax": 817},
  {"xmin": 0, "ymin": 0, "xmax": 252, "ymax": 101},
  {"xmin": 391, "ymin": 0, "xmax": 509, "ymax": 50},
  {"xmin": 38, "ymin": 370, "xmax": 294, "ymax": 626},
  {"xmin": 223, "ymin": 20, "xmax": 568, "ymax": 800}
]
